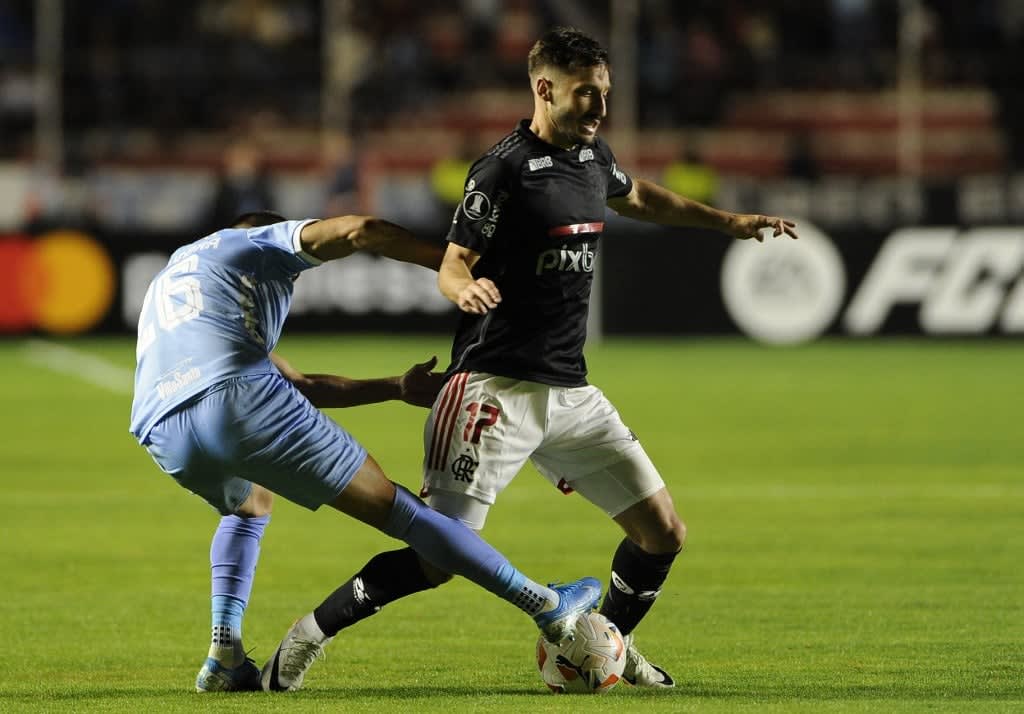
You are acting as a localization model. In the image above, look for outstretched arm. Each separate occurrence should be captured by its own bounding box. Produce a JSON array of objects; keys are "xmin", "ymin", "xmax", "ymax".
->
[
  {"xmin": 298, "ymin": 215, "xmax": 444, "ymax": 269},
  {"xmin": 607, "ymin": 178, "xmax": 798, "ymax": 241},
  {"xmin": 270, "ymin": 353, "xmax": 445, "ymax": 409}
]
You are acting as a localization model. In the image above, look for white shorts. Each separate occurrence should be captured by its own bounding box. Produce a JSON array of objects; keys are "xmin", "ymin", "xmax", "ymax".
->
[{"xmin": 421, "ymin": 371, "xmax": 665, "ymax": 529}]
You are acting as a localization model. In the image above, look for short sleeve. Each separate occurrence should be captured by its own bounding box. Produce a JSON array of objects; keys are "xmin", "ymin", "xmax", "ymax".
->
[
  {"xmin": 446, "ymin": 155, "xmax": 508, "ymax": 255},
  {"xmin": 248, "ymin": 219, "xmax": 322, "ymax": 274},
  {"xmin": 600, "ymin": 141, "xmax": 633, "ymax": 199}
]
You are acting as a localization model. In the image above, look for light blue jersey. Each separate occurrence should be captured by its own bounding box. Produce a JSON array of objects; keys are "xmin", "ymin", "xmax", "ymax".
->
[
  {"xmin": 130, "ymin": 219, "xmax": 320, "ymax": 442},
  {"xmin": 126, "ymin": 218, "xmax": 543, "ymax": 614}
]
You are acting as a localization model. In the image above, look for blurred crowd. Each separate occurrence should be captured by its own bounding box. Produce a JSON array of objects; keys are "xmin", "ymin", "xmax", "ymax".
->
[{"xmin": 1, "ymin": 0, "xmax": 1024, "ymax": 175}]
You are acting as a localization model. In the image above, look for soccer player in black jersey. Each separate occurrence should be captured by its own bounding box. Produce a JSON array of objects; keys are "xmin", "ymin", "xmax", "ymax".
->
[{"xmin": 270, "ymin": 27, "xmax": 798, "ymax": 690}]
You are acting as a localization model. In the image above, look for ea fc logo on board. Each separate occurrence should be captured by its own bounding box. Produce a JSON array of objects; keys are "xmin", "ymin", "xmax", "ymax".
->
[
  {"xmin": 0, "ymin": 231, "xmax": 116, "ymax": 334},
  {"xmin": 720, "ymin": 221, "xmax": 846, "ymax": 344}
]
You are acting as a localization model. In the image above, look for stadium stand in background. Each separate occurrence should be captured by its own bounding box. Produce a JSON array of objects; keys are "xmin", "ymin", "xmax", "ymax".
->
[
  {"xmin": 4, "ymin": 0, "xmax": 1024, "ymax": 342},
  {"xmin": 1, "ymin": 0, "xmax": 1022, "ymax": 231}
]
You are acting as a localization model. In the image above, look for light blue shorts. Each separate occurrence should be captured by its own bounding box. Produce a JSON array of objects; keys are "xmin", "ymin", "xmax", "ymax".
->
[{"xmin": 144, "ymin": 374, "xmax": 367, "ymax": 515}]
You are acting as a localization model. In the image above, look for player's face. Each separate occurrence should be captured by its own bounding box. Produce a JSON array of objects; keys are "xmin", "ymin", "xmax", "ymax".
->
[{"xmin": 546, "ymin": 64, "xmax": 610, "ymax": 147}]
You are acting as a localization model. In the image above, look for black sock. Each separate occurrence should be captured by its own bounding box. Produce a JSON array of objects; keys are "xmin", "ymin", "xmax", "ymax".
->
[
  {"xmin": 598, "ymin": 538, "xmax": 679, "ymax": 636},
  {"xmin": 313, "ymin": 548, "xmax": 436, "ymax": 637}
]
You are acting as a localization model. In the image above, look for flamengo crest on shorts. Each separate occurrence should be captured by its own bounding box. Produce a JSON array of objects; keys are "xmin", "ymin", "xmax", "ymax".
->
[{"xmin": 422, "ymin": 372, "xmax": 664, "ymax": 522}]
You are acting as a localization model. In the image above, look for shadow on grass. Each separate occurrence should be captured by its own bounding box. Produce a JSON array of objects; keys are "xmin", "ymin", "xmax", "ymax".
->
[
  {"xmin": 670, "ymin": 681, "xmax": 1024, "ymax": 701},
  {"xmin": 5, "ymin": 681, "xmax": 1022, "ymax": 702}
]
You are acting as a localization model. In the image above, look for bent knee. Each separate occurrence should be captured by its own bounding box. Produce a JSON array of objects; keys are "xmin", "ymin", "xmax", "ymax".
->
[
  {"xmin": 427, "ymin": 570, "xmax": 455, "ymax": 587},
  {"xmin": 417, "ymin": 555, "xmax": 455, "ymax": 587},
  {"xmin": 669, "ymin": 517, "xmax": 687, "ymax": 552},
  {"xmin": 235, "ymin": 484, "xmax": 274, "ymax": 518},
  {"xmin": 643, "ymin": 514, "xmax": 686, "ymax": 554}
]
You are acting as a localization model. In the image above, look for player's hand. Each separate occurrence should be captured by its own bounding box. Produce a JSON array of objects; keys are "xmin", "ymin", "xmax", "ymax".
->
[
  {"xmin": 455, "ymin": 278, "xmax": 502, "ymax": 315},
  {"xmin": 731, "ymin": 214, "xmax": 799, "ymax": 242},
  {"xmin": 399, "ymin": 355, "xmax": 445, "ymax": 408}
]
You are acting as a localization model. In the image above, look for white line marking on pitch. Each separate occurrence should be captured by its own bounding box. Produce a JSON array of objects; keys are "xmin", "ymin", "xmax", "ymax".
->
[{"xmin": 21, "ymin": 339, "xmax": 134, "ymax": 395}]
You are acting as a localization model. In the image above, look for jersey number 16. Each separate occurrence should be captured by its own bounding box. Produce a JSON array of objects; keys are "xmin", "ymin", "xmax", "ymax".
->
[{"xmin": 136, "ymin": 255, "xmax": 204, "ymax": 358}]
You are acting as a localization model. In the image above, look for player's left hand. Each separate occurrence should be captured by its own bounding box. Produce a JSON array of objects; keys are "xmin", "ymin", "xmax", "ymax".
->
[
  {"xmin": 399, "ymin": 355, "xmax": 446, "ymax": 408},
  {"xmin": 731, "ymin": 214, "xmax": 799, "ymax": 242}
]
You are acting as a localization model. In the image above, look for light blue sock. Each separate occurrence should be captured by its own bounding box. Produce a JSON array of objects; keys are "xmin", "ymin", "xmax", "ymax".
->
[
  {"xmin": 210, "ymin": 595, "xmax": 245, "ymax": 653},
  {"xmin": 383, "ymin": 486, "xmax": 554, "ymax": 615},
  {"xmin": 208, "ymin": 514, "xmax": 269, "ymax": 663}
]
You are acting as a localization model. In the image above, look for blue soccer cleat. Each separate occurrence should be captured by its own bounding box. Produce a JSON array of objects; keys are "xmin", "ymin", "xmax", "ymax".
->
[
  {"xmin": 533, "ymin": 577, "xmax": 602, "ymax": 643},
  {"xmin": 195, "ymin": 656, "xmax": 261, "ymax": 693}
]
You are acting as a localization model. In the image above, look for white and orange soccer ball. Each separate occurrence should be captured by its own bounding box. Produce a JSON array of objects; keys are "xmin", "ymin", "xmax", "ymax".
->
[{"xmin": 536, "ymin": 612, "xmax": 626, "ymax": 694}]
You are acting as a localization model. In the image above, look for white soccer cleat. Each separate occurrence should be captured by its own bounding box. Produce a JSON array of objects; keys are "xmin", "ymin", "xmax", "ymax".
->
[
  {"xmin": 260, "ymin": 615, "xmax": 332, "ymax": 692},
  {"xmin": 622, "ymin": 633, "xmax": 675, "ymax": 688}
]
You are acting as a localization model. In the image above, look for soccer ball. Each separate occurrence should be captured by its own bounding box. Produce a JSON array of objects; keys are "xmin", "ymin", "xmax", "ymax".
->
[{"xmin": 535, "ymin": 612, "xmax": 626, "ymax": 694}]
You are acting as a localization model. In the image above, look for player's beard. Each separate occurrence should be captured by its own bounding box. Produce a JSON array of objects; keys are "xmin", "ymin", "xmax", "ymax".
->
[
  {"xmin": 552, "ymin": 109, "xmax": 599, "ymax": 147},
  {"xmin": 577, "ymin": 114, "xmax": 601, "ymax": 144}
]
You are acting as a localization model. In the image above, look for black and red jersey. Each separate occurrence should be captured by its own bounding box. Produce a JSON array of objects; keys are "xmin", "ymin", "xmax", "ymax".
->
[{"xmin": 446, "ymin": 120, "xmax": 633, "ymax": 387}]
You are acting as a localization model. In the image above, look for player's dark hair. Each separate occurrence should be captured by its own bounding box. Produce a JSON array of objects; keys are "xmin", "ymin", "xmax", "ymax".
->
[
  {"xmin": 231, "ymin": 210, "xmax": 287, "ymax": 228},
  {"xmin": 527, "ymin": 27, "xmax": 608, "ymax": 76}
]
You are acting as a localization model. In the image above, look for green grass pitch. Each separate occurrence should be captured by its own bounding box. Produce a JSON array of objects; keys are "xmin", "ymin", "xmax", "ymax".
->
[{"xmin": 1, "ymin": 335, "xmax": 1021, "ymax": 713}]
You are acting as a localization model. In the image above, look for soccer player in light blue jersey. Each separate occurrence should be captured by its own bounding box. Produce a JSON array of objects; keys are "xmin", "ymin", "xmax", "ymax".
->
[{"xmin": 129, "ymin": 210, "xmax": 601, "ymax": 693}]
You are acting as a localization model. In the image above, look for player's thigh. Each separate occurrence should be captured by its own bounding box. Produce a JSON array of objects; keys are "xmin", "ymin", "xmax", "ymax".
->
[
  {"xmin": 532, "ymin": 385, "xmax": 666, "ymax": 517},
  {"xmin": 535, "ymin": 444, "xmax": 667, "ymax": 520},
  {"xmin": 235, "ymin": 483, "xmax": 274, "ymax": 517},
  {"xmin": 420, "ymin": 372, "xmax": 543, "ymax": 526},
  {"xmin": 144, "ymin": 403, "xmax": 254, "ymax": 515},
  {"xmin": 224, "ymin": 375, "xmax": 368, "ymax": 511}
]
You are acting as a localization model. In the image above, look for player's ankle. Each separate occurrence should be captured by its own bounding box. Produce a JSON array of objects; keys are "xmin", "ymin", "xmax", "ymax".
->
[
  {"xmin": 541, "ymin": 592, "xmax": 559, "ymax": 614},
  {"xmin": 297, "ymin": 612, "xmax": 330, "ymax": 643},
  {"xmin": 208, "ymin": 643, "xmax": 246, "ymax": 668}
]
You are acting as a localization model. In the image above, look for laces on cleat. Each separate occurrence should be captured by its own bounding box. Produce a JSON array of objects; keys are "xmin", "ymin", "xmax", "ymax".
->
[
  {"xmin": 278, "ymin": 639, "xmax": 326, "ymax": 683},
  {"xmin": 622, "ymin": 634, "xmax": 675, "ymax": 689},
  {"xmin": 261, "ymin": 618, "xmax": 332, "ymax": 693},
  {"xmin": 534, "ymin": 577, "xmax": 602, "ymax": 644}
]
